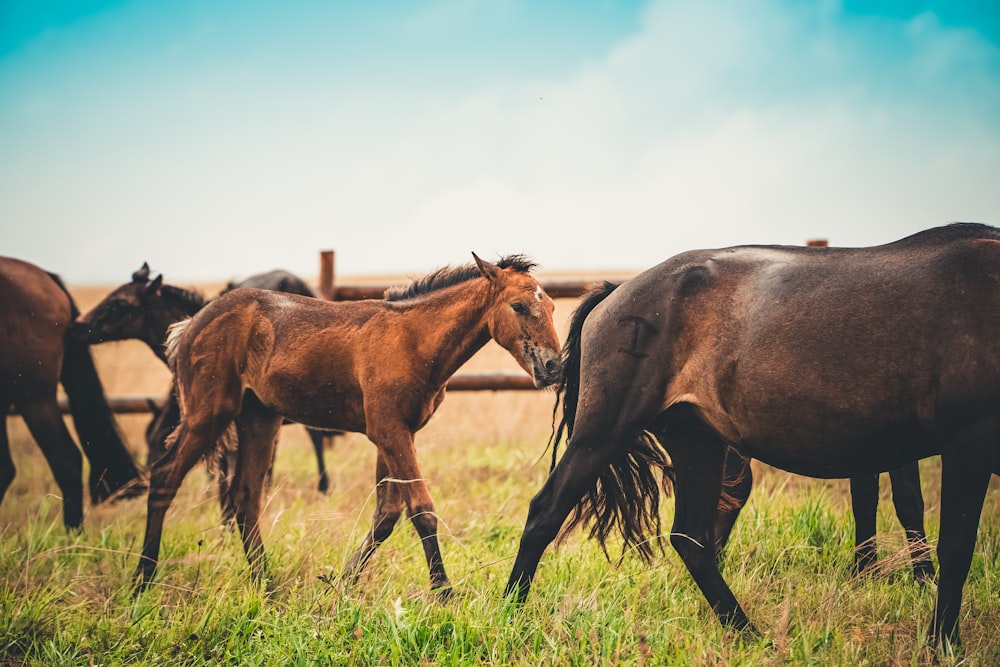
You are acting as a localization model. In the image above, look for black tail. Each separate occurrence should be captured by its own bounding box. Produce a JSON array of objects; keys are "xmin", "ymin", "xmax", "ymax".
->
[
  {"xmin": 550, "ymin": 281, "xmax": 674, "ymax": 563},
  {"xmin": 51, "ymin": 273, "xmax": 144, "ymax": 503}
]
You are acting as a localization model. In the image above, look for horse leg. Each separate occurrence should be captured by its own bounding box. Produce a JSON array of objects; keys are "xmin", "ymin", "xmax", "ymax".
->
[
  {"xmin": 16, "ymin": 399, "xmax": 85, "ymax": 529},
  {"xmin": 886, "ymin": 461, "xmax": 934, "ymax": 582},
  {"xmin": 505, "ymin": 434, "xmax": 620, "ymax": 603},
  {"xmin": 928, "ymin": 422, "xmax": 995, "ymax": 647},
  {"xmin": 231, "ymin": 398, "xmax": 281, "ymax": 585},
  {"xmin": 306, "ymin": 428, "xmax": 330, "ymax": 493},
  {"xmin": 663, "ymin": 427, "xmax": 757, "ymax": 633},
  {"xmin": 342, "ymin": 452, "xmax": 403, "ymax": 585},
  {"xmin": 368, "ymin": 426, "xmax": 451, "ymax": 596},
  {"xmin": 849, "ymin": 474, "xmax": 880, "ymax": 576},
  {"xmin": 134, "ymin": 418, "xmax": 225, "ymax": 592},
  {"xmin": 0, "ymin": 414, "xmax": 16, "ymax": 508},
  {"xmin": 714, "ymin": 447, "xmax": 753, "ymax": 557}
]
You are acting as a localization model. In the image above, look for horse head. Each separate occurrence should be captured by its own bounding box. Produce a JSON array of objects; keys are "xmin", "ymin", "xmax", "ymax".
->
[
  {"xmin": 473, "ymin": 252, "xmax": 563, "ymax": 388},
  {"xmin": 70, "ymin": 263, "xmax": 163, "ymax": 345}
]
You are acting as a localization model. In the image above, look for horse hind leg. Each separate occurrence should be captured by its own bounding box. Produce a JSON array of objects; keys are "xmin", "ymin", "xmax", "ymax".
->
[
  {"xmin": 342, "ymin": 452, "xmax": 403, "ymax": 587},
  {"xmin": 888, "ymin": 460, "xmax": 934, "ymax": 582},
  {"xmin": 661, "ymin": 424, "xmax": 757, "ymax": 634},
  {"xmin": 505, "ymin": 427, "xmax": 631, "ymax": 603},
  {"xmin": 16, "ymin": 399, "xmax": 85, "ymax": 529},
  {"xmin": 230, "ymin": 396, "xmax": 282, "ymax": 586},
  {"xmin": 134, "ymin": 415, "xmax": 232, "ymax": 592}
]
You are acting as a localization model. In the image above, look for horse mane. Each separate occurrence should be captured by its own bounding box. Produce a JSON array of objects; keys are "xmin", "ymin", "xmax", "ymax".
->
[
  {"xmin": 160, "ymin": 284, "xmax": 206, "ymax": 314},
  {"xmin": 384, "ymin": 255, "xmax": 538, "ymax": 302}
]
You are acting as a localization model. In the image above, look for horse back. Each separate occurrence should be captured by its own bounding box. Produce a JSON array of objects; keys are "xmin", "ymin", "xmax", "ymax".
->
[
  {"xmin": 589, "ymin": 233, "xmax": 1000, "ymax": 475},
  {"xmin": 0, "ymin": 257, "xmax": 73, "ymax": 394},
  {"xmin": 173, "ymin": 288, "xmax": 388, "ymax": 431}
]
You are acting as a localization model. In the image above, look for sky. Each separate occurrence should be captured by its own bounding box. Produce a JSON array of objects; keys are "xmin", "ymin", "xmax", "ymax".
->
[{"xmin": 1, "ymin": 0, "xmax": 999, "ymax": 285}]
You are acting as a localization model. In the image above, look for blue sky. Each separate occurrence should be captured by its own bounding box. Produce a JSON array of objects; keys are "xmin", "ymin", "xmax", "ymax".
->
[{"xmin": 1, "ymin": 0, "xmax": 998, "ymax": 284}]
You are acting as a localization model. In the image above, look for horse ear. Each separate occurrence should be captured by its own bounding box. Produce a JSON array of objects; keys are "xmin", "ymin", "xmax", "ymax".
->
[
  {"xmin": 132, "ymin": 262, "xmax": 151, "ymax": 283},
  {"xmin": 472, "ymin": 252, "xmax": 500, "ymax": 283},
  {"xmin": 145, "ymin": 274, "xmax": 163, "ymax": 295}
]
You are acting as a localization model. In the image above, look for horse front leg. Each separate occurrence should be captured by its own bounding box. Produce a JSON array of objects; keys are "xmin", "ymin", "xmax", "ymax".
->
[
  {"xmin": 713, "ymin": 447, "xmax": 753, "ymax": 557},
  {"xmin": 665, "ymin": 427, "xmax": 757, "ymax": 634},
  {"xmin": 342, "ymin": 452, "xmax": 403, "ymax": 585},
  {"xmin": 368, "ymin": 426, "xmax": 451, "ymax": 596},
  {"xmin": 849, "ymin": 473, "xmax": 881, "ymax": 576},
  {"xmin": 929, "ymin": 420, "xmax": 995, "ymax": 648}
]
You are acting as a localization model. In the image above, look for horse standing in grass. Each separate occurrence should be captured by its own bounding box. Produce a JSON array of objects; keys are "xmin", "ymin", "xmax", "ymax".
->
[
  {"xmin": 72, "ymin": 263, "xmax": 336, "ymax": 492},
  {"xmin": 134, "ymin": 254, "xmax": 562, "ymax": 595},
  {"xmin": 0, "ymin": 257, "xmax": 143, "ymax": 527},
  {"xmin": 506, "ymin": 223, "xmax": 1000, "ymax": 647}
]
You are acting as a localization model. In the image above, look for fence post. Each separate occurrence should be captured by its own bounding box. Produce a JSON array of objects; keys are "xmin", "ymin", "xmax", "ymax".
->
[
  {"xmin": 319, "ymin": 250, "xmax": 336, "ymax": 301},
  {"xmin": 318, "ymin": 249, "xmax": 339, "ymax": 452}
]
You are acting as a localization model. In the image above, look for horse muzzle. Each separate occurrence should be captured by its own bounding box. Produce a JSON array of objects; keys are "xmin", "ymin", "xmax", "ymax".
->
[{"xmin": 531, "ymin": 352, "xmax": 563, "ymax": 388}]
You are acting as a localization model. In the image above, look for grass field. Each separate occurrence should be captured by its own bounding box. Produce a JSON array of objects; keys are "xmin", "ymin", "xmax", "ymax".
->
[{"xmin": 2, "ymin": 280, "xmax": 999, "ymax": 666}]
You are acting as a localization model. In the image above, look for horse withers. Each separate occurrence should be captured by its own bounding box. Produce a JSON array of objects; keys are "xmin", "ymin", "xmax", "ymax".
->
[
  {"xmin": 134, "ymin": 254, "xmax": 562, "ymax": 595},
  {"xmin": 506, "ymin": 223, "xmax": 1000, "ymax": 647},
  {"xmin": 0, "ymin": 257, "xmax": 143, "ymax": 527},
  {"xmin": 71, "ymin": 263, "xmax": 337, "ymax": 493}
]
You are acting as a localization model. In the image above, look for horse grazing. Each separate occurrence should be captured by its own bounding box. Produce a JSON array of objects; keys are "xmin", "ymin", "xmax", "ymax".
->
[
  {"xmin": 506, "ymin": 223, "xmax": 1000, "ymax": 647},
  {"xmin": 1, "ymin": 257, "xmax": 143, "ymax": 528},
  {"xmin": 72, "ymin": 263, "xmax": 335, "ymax": 492},
  {"xmin": 134, "ymin": 254, "xmax": 562, "ymax": 594}
]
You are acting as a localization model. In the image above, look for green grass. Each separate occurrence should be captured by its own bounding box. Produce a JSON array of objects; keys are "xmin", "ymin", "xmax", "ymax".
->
[{"xmin": 2, "ymin": 423, "xmax": 999, "ymax": 665}]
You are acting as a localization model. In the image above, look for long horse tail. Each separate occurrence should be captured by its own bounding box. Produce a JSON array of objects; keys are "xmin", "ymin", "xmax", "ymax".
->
[
  {"xmin": 51, "ymin": 273, "xmax": 144, "ymax": 503},
  {"xmin": 551, "ymin": 280, "xmax": 675, "ymax": 563}
]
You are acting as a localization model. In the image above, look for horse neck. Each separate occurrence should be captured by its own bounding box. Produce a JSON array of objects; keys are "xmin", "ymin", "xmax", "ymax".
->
[
  {"xmin": 143, "ymin": 297, "xmax": 203, "ymax": 364},
  {"xmin": 397, "ymin": 280, "xmax": 494, "ymax": 387}
]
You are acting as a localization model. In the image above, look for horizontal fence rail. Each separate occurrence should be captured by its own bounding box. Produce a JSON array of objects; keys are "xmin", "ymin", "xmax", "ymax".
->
[{"xmin": 7, "ymin": 372, "xmax": 543, "ymax": 416}]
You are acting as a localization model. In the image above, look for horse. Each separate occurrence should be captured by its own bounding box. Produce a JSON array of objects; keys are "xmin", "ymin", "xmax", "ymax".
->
[
  {"xmin": 505, "ymin": 223, "xmax": 1000, "ymax": 647},
  {"xmin": 1, "ymin": 256, "xmax": 143, "ymax": 528},
  {"xmin": 133, "ymin": 253, "xmax": 562, "ymax": 595},
  {"xmin": 71, "ymin": 263, "xmax": 336, "ymax": 492}
]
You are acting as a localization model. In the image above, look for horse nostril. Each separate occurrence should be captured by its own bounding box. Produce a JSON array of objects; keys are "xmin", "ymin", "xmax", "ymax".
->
[{"xmin": 545, "ymin": 359, "xmax": 560, "ymax": 375}]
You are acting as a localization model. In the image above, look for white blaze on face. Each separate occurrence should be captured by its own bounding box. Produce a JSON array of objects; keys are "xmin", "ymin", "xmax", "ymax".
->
[{"xmin": 534, "ymin": 285, "xmax": 543, "ymax": 302}]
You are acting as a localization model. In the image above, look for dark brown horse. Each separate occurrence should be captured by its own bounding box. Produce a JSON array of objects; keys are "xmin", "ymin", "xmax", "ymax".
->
[
  {"xmin": 134, "ymin": 254, "xmax": 562, "ymax": 594},
  {"xmin": 71, "ymin": 263, "xmax": 335, "ymax": 492},
  {"xmin": 506, "ymin": 223, "xmax": 1000, "ymax": 647},
  {"xmin": 1, "ymin": 257, "xmax": 143, "ymax": 528}
]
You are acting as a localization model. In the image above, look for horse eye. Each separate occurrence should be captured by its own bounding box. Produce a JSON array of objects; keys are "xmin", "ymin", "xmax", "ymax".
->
[{"xmin": 511, "ymin": 302, "xmax": 529, "ymax": 315}]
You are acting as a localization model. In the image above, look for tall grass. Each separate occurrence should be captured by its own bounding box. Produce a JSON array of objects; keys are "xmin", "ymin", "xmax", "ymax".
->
[{"xmin": 1, "ymin": 287, "xmax": 998, "ymax": 665}]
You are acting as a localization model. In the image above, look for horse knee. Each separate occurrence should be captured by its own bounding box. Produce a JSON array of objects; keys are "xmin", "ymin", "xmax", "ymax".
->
[{"xmin": 409, "ymin": 505, "xmax": 438, "ymax": 536}]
